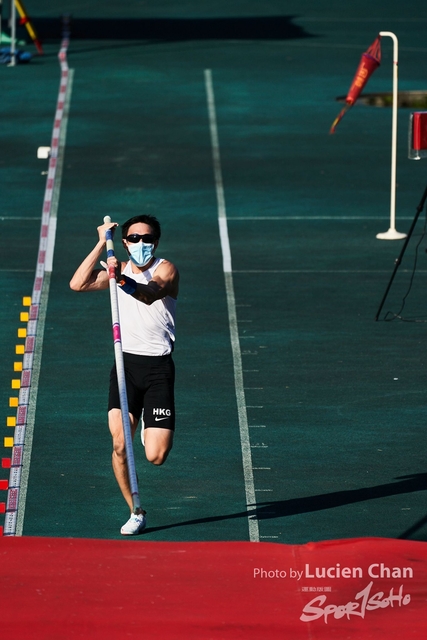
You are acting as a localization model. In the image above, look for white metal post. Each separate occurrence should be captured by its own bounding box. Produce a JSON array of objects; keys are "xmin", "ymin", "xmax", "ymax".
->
[
  {"xmin": 8, "ymin": 0, "xmax": 16, "ymax": 66},
  {"xmin": 376, "ymin": 31, "xmax": 406, "ymax": 240}
]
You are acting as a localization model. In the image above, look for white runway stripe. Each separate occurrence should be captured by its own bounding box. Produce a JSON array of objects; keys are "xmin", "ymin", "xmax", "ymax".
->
[
  {"xmin": 205, "ymin": 69, "xmax": 259, "ymax": 543},
  {"xmin": 227, "ymin": 216, "xmax": 414, "ymax": 221},
  {"xmin": 5, "ymin": 43, "xmax": 74, "ymax": 537},
  {"xmin": 0, "ymin": 217, "xmax": 41, "ymax": 221},
  {"xmin": 233, "ymin": 270, "xmax": 427, "ymax": 274}
]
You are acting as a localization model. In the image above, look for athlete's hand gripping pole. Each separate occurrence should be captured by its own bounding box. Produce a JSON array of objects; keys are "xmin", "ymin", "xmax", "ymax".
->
[{"xmin": 103, "ymin": 215, "xmax": 142, "ymax": 515}]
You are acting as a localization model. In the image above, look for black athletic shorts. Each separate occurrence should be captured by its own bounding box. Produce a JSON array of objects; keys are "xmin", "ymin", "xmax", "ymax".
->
[{"xmin": 108, "ymin": 352, "xmax": 175, "ymax": 430}]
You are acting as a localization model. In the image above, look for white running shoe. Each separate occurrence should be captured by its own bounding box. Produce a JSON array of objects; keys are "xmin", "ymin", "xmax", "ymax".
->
[{"xmin": 120, "ymin": 512, "xmax": 147, "ymax": 536}]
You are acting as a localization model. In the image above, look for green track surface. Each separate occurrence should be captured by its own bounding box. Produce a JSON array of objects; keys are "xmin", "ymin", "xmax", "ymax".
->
[{"xmin": 1, "ymin": 1, "xmax": 427, "ymax": 543}]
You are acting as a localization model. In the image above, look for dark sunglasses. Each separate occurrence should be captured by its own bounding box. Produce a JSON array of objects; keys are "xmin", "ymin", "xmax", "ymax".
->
[{"xmin": 125, "ymin": 233, "xmax": 156, "ymax": 244}]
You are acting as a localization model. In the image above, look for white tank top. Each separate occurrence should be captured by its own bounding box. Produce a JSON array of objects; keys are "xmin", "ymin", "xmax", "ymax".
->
[{"xmin": 118, "ymin": 258, "xmax": 176, "ymax": 356}]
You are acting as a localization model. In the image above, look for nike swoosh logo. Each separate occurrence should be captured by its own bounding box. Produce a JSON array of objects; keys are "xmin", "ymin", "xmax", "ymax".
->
[{"xmin": 154, "ymin": 416, "xmax": 169, "ymax": 421}]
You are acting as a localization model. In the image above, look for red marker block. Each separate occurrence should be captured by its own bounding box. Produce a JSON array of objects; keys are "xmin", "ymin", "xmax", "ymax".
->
[
  {"xmin": 0, "ymin": 503, "xmax": 5, "ymax": 513},
  {"xmin": 412, "ymin": 112, "xmax": 427, "ymax": 151},
  {"xmin": 0, "ymin": 480, "xmax": 9, "ymax": 490},
  {"xmin": 2, "ymin": 459, "xmax": 11, "ymax": 469},
  {"xmin": 409, "ymin": 111, "xmax": 427, "ymax": 159}
]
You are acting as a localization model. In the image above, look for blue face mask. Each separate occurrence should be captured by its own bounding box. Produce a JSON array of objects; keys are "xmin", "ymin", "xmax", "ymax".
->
[{"xmin": 128, "ymin": 242, "xmax": 154, "ymax": 267}]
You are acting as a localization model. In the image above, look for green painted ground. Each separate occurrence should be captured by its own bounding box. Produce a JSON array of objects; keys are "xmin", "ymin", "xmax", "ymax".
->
[{"xmin": 1, "ymin": 1, "xmax": 427, "ymax": 543}]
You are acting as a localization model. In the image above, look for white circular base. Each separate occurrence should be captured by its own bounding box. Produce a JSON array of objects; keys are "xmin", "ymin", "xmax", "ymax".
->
[{"xmin": 376, "ymin": 228, "xmax": 407, "ymax": 240}]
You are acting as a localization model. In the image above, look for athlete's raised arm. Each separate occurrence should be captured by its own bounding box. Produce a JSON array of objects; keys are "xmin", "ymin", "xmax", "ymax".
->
[{"xmin": 69, "ymin": 221, "xmax": 118, "ymax": 292}]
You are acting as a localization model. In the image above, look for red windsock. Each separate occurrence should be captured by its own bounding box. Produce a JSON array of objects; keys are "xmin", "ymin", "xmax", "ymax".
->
[{"xmin": 330, "ymin": 36, "xmax": 381, "ymax": 134}]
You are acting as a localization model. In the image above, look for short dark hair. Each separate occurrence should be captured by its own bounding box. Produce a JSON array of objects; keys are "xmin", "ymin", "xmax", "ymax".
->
[{"xmin": 121, "ymin": 215, "xmax": 161, "ymax": 241}]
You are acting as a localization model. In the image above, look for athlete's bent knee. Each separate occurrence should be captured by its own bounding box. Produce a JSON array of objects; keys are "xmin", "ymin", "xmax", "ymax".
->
[
  {"xmin": 112, "ymin": 436, "xmax": 127, "ymax": 460},
  {"xmin": 146, "ymin": 441, "xmax": 173, "ymax": 465},
  {"xmin": 146, "ymin": 450, "xmax": 169, "ymax": 466},
  {"xmin": 144, "ymin": 428, "xmax": 173, "ymax": 465}
]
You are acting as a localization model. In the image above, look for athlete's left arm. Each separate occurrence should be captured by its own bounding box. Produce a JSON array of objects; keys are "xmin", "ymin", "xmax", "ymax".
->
[{"xmin": 133, "ymin": 260, "xmax": 179, "ymax": 305}]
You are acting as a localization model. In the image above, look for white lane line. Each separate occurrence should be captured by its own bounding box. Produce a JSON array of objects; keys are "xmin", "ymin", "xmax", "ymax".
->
[
  {"xmin": 9, "ymin": 56, "xmax": 74, "ymax": 537},
  {"xmin": 233, "ymin": 270, "xmax": 425, "ymax": 274},
  {"xmin": 14, "ymin": 275, "xmax": 50, "ymax": 535},
  {"xmin": 227, "ymin": 216, "xmax": 414, "ymax": 220},
  {"xmin": 205, "ymin": 68, "xmax": 259, "ymax": 543},
  {"xmin": 45, "ymin": 218, "xmax": 58, "ymax": 273},
  {"xmin": 273, "ymin": 41, "xmax": 427, "ymax": 53},
  {"xmin": 0, "ymin": 269, "xmax": 35, "ymax": 273},
  {"xmin": 44, "ymin": 81, "xmax": 72, "ymax": 274},
  {"xmin": 0, "ymin": 217, "xmax": 41, "ymax": 221},
  {"xmin": 302, "ymin": 17, "xmax": 427, "ymax": 22}
]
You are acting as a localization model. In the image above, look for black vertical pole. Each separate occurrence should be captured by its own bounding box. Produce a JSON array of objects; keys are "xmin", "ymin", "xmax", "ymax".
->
[{"xmin": 375, "ymin": 182, "xmax": 427, "ymax": 321}]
